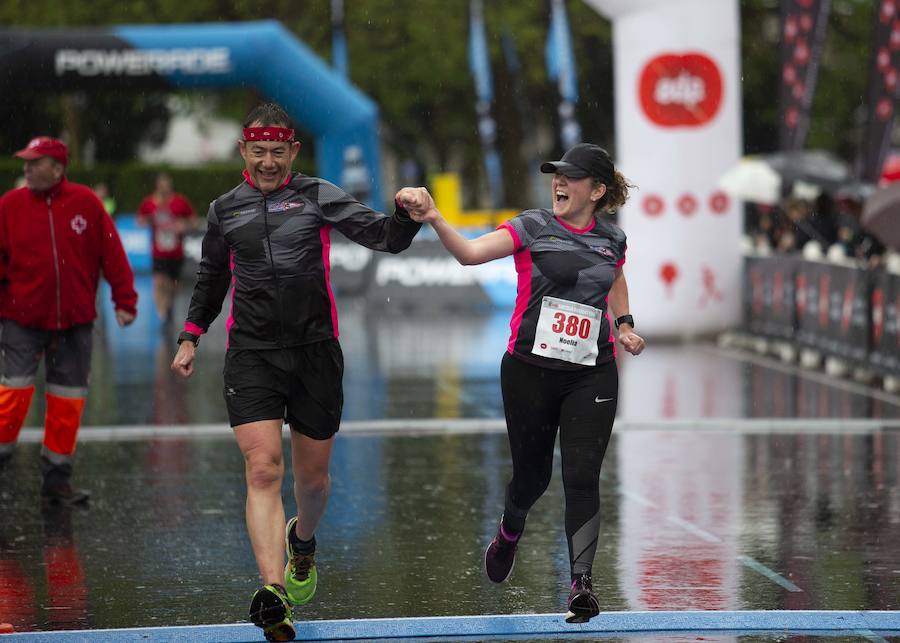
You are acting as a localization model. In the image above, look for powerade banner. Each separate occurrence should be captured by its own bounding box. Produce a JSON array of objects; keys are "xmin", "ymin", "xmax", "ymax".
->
[
  {"xmin": 582, "ymin": 0, "xmax": 743, "ymax": 337},
  {"xmin": 743, "ymin": 256, "xmax": 877, "ymax": 371},
  {"xmin": 0, "ymin": 22, "xmax": 383, "ymax": 207},
  {"xmin": 779, "ymin": 0, "xmax": 831, "ymax": 151},
  {"xmin": 363, "ymin": 237, "xmax": 517, "ymax": 311},
  {"xmin": 860, "ymin": 0, "xmax": 900, "ymax": 182}
]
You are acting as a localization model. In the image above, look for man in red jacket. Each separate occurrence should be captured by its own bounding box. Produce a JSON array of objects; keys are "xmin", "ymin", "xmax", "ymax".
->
[{"xmin": 0, "ymin": 136, "xmax": 137, "ymax": 505}]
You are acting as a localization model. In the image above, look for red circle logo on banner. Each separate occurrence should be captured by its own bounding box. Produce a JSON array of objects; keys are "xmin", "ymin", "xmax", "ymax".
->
[
  {"xmin": 643, "ymin": 194, "xmax": 665, "ymax": 216},
  {"xmin": 677, "ymin": 193, "xmax": 698, "ymax": 216},
  {"xmin": 709, "ymin": 191, "xmax": 730, "ymax": 214},
  {"xmin": 639, "ymin": 52, "xmax": 724, "ymax": 128}
]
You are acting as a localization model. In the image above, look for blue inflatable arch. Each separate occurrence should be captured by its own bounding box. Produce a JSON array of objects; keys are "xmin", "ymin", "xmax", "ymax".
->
[{"xmin": 0, "ymin": 20, "xmax": 383, "ymax": 205}]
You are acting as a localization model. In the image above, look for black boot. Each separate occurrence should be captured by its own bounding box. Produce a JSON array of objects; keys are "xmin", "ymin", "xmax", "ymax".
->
[{"xmin": 39, "ymin": 456, "xmax": 90, "ymax": 506}]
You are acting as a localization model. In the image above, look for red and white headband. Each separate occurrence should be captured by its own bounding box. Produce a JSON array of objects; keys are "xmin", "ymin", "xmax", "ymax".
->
[{"xmin": 242, "ymin": 127, "xmax": 295, "ymax": 142}]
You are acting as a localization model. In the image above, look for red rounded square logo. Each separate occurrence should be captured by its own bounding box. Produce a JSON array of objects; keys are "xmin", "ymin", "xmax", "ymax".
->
[{"xmin": 639, "ymin": 52, "xmax": 723, "ymax": 127}]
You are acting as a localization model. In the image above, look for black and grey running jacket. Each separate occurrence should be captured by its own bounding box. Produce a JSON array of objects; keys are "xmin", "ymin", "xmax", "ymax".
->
[{"xmin": 183, "ymin": 172, "xmax": 420, "ymax": 349}]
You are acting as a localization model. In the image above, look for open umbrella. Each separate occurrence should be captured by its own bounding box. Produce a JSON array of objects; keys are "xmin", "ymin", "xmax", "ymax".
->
[
  {"xmin": 718, "ymin": 157, "xmax": 781, "ymax": 205},
  {"xmin": 719, "ymin": 150, "xmax": 852, "ymax": 205},
  {"xmin": 862, "ymin": 182, "xmax": 900, "ymax": 250},
  {"xmin": 763, "ymin": 150, "xmax": 851, "ymax": 190}
]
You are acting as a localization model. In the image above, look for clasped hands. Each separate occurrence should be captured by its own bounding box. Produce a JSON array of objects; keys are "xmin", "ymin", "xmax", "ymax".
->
[{"xmin": 395, "ymin": 187, "xmax": 438, "ymax": 223}]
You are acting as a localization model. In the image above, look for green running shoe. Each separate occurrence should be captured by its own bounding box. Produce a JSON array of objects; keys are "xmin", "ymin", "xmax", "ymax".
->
[
  {"xmin": 284, "ymin": 517, "xmax": 317, "ymax": 605},
  {"xmin": 249, "ymin": 584, "xmax": 295, "ymax": 642}
]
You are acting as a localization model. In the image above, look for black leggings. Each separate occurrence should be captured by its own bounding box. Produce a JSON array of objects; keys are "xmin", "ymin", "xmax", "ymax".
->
[{"xmin": 500, "ymin": 352, "xmax": 618, "ymax": 577}]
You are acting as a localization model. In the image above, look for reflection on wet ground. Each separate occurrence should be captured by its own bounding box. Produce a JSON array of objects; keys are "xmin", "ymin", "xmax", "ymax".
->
[
  {"xmin": 2, "ymin": 278, "xmax": 899, "ymax": 638},
  {"xmin": 2, "ymin": 428, "xmax": 898, "ymax": 634}
]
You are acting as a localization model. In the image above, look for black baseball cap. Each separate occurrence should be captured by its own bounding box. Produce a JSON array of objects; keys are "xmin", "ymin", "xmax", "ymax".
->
[{"xmin": 541, "ymin": 143, "xmax": 615, "ymax": 184}]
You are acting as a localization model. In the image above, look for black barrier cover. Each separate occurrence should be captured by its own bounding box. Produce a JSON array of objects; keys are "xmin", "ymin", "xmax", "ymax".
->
[
  {"xmin": 795, "ymin": 260, "xmax": 831, "ymax": 352},
  {"xmin": 824, "ymin": 265, "xmax": 871, "ymax": 365},
  {"xmin": 870, "ymin": 271, "xmax": 899, "ymax": 375},
  {"xmin": 745, "ymin": 255, "xmax": 797, "ymax": 340},
  {"xmin": 746, "ymin": 255, "xmax": 879, "ymax": 371},
  {"xmin": 744, "ymin": 256, "xmax": 766, "ymax": 335},
  {"xmin": 769, "ymin": 255, "xmax": 797, "ymax": 340}
]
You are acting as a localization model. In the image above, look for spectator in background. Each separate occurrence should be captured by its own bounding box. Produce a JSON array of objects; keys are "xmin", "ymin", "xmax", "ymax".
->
[
  {"xmin": 775, "ymin": 198, "xmax": 832, "ymax": 254},
  {"xmin": 137, "ymin": 173, "xmax": 197, "ymax": 329},
  {"xmin": 810, "ymin": 193, "xmax": 838, "ymax": 247},
  {"xmin": 745, "ymin": 202, "xmax": 779, "ymax": 252},
  {"xmin": 833, "ymin": 193, "xmax": 885, "ymax": 267},
  {"xmin": 0, "ymin": 136, "xmax": 137, "ymax": 504},
  {"xmin": 92, "ymin": 182, "xmax": 116, "ymax": 216}
]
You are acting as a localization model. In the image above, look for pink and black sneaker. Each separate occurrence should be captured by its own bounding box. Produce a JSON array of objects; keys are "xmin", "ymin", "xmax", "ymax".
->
[{"xmin": 483, "ymin": 519, "xmax": 521, "ymax": 583}]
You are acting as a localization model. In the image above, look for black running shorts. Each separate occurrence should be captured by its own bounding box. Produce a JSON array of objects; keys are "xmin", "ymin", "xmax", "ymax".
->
[
  {"xmin": 223, "ymin": 339, "xmax": 344, "ymax": 439},
  {"xmin": 152, "ymin": 257, "xmax": 184, "ymax": 281}
]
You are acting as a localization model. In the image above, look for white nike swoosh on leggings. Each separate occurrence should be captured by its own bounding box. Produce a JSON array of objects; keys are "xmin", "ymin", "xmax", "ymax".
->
[{"xmin": 594, "ymin": 397, "xmax": 614, "ymax": 403}]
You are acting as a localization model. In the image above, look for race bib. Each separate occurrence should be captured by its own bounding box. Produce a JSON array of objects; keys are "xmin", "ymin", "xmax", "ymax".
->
[
  {"xmin": 154, "ymin": 229, "xmax": 178, "ymax": 251},
  {"xmin": 532, "ymin": 296, "xmax": 602, "ymax": 365},
  {"xmin": 154, "ymin": 209, "xmax": 178, "ymax": 251}
]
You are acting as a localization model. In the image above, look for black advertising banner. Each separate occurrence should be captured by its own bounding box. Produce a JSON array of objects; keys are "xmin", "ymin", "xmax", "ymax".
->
[
  {"xmin": 364, "ymin": 238, "xmax": 516, "ymax": 312},
  {"xmin": 869, "ymin": 270, "xmax": 899, "ymax": 374},
  {"xmin": 860, "ymin": 0, "xmax": 900, "ymax": 182},
  {"xmin": 769, "ymin": 255, "xmax": 798, "ymax": 340},
  {"xmin": 745, "ymin": 256, "xmax": 878, "ymax": 370},
  {"xmin": 822, "ymin": 265, "xmax": 871, "ymax": 365},
  {"xmin": 779, "ymin": 0, "xmax": 831, "ymax": 151},
  {"xmin": 744, "ymin": 255, "xmax": 797, "ymax": 339},
  {"xmin": 744, "ymin": 256, "xmax": 766, "ymax": 335},
  {"xmin": 0, "ymin": 29, "xmax": 178, "ymax": 91},
  {"xmin": 794, "ymin": 259, "xmax": 828, "ymax": 350}
]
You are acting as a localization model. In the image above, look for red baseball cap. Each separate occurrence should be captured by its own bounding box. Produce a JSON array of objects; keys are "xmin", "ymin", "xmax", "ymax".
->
[{"xmin": 14, "ymin": 136, "xmax": 69, "ymax": 166}]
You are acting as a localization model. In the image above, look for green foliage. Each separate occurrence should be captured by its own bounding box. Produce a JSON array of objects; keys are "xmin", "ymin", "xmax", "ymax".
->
[
  {"xmin": 741, "ymin": 0, "xmax": 782, "ymax": 154},
  {"xmin": 741, "ymin": 0, "xmax": 877, "ymax": 158},
  {"xmin": 0, "ymin": 158, "xmax": 243, "ymax": 214},
  {"xmin": 808, "ymin": 0, "xmax": 875, "ymax": 160},
  {"xmin": 0, "ymin": 0, "xmax": 883, "ymax": 206}
]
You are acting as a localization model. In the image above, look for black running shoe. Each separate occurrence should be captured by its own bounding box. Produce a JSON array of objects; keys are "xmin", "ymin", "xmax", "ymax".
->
[
  {"xmin": 483, "ymin": 519, "xmax": 520, "ymax": 583},
  {"xmin": 565, "ymin": 573, "xmax": 600, "ymax": 623},
  {"xmin": 249, "ymin": 584, "xmax": 295, "ymax": 642}
]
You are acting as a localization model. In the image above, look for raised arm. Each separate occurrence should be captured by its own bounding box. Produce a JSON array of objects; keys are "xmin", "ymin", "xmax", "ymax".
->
[
  {"xmin": 315, "ymin": 178, "xmax": 421, "ymax": 253},
  {"xmin": 396, "ymin": 187, "xmax": 514, "ymax": 265}
]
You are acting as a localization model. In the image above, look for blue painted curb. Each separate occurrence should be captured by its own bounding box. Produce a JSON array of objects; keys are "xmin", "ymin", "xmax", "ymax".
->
[{"xmin": 6, "ymin": 610, "xmax": 900, "ymax": 641}]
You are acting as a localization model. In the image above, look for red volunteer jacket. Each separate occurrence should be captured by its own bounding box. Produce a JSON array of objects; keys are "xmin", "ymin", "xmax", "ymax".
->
[{"xmin": 0, "ymin": 177, "xmax": 137, "ymax": 330}]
